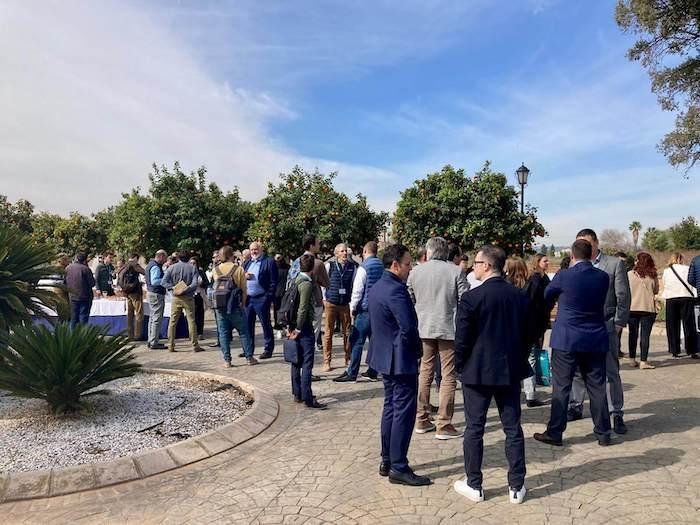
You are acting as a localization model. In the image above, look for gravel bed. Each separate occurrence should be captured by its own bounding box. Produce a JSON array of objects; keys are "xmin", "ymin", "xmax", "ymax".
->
[{"xmin": 0, "ymin": 372, "xmax": 253, "ymax": 473}]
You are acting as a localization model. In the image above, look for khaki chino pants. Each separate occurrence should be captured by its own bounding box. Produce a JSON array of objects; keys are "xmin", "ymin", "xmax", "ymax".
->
[
  {"xmin": 168, "ymin": 295, "xmax": 199, "ymax": 350},
  {"xmin": 417, "ymin": 338, "xmax": 457, "ymax": 431},
  {"xmin": 323, "ymin": 302, "xmax": 352, "ymax": 366},
  {"xmin": 126, "ymin": 292, "xmax": 144, "ymax": 341}
]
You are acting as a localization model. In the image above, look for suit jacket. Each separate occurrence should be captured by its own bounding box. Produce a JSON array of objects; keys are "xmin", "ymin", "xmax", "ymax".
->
[
  {"xmin": 243, "ymin": 255, "xmax": 279, "ymax": 300},
  {"xmin": 407, "ymin": 259, "xmax": 469, "ymax": 340},
  {"xmin": 367, "ymin": 271, "xmax": 422, "ymax": 376},
  {"xmin": 454, "ymin": 277, "xmax": 533, "ymax": 386},
  {"xmin": 595, "ymin": 252, "xmax": 631, "ymax": 327},
  {"xmin": 545, "ymin": 261, "xmax": 609, "ymax": 353}
]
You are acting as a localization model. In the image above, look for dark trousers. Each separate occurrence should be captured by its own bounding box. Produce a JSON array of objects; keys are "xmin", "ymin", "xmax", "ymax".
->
[
  {"xmin": 246, "ymin": 295, "xmax": 274, "ymax": 355},
  {"xmin": 193, "ymin": 294, "xmax": 205, "ymax": 336},
  {"xmin": 665, "ymin": 297, "xmax": 697, "ymax": 356},
  {"xmin": 548, "ymin": 350, "xmax": 610, "ymax": 441},
  {"xmin": 291, "ymin": 325, "xmax": 315, "ymax": 405},
  {"xmin": 69, "ymin": 299, "xmax": 91, "ymax": 328},
  {"xmin": 381, "ymin": 374, "xmax": 418, "ymax": 473},
  {"xmin": 628, "ymin": 312, "xmax": 656, "ymax": 361},
  {"xmin": 462, "ymin": 383, "xmax": 525, "ymax": 490}
]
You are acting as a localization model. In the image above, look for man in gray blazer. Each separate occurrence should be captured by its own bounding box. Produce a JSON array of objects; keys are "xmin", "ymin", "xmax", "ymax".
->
[
  {"xmin": 568, "ymin": 229, "xmax": 631, "ymax": 435},
  {"xmin": 407, "ymin": 237, "xmax": 469, "ymax": 440}
]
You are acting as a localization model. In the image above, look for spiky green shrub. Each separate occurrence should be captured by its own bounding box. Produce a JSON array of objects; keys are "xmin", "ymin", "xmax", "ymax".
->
[
  {"xmin": 0, "ymin": 323, "xmax": 140, "ymax": 414},
  {"xmin": 0, "ymin": 224, "xmax": 64, "ymax": 331}
]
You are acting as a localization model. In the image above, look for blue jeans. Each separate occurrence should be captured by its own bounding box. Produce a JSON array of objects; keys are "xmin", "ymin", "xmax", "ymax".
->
[
  {"xmin": 291, "ymin": 325, "xmax": 315, "ymax": 405},
  {"xmin": 217, "ymin": 307, "xmax": 254, "ymax": 362},
  {"xmin": 347, "ymin": 311, "xmax": 377, "ymax": 379},
  {"xmin": 246, "ymin": 295, "xmax": 274, "ymax": 356},
  {"xmin": 70, "ymin": 299, "xmax": 91, "ymax": 328}
]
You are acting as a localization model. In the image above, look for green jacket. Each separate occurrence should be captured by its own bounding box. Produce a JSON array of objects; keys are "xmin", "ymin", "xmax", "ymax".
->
[{"xmin": 295, "ymin": 273, "xmax": 314, "ymax": 331}]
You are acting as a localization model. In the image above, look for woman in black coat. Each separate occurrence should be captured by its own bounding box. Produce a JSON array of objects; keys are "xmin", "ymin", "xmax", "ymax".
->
[{"xmin": 523, "ymin": 254, "xmax": 552, "ymax": 406}]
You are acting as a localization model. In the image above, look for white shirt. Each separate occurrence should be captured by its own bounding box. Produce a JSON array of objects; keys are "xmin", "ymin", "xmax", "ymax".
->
[
  {"xmin": 349, "ymin": 266, "xmax": 368, "ymax": 313},
  {"xmin": 662, "ymin": 264, "xmax": 695, "ymax": 299}
]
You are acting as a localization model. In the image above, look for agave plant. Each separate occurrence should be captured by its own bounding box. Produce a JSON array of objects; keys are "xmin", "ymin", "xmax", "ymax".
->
[
  {"xmin": 0, "ymin": 224, "xmax": 64, "ymax": 331},
  {"xmin": 0, "ymin": 323, "xmax": 141, "ymax": 414}
]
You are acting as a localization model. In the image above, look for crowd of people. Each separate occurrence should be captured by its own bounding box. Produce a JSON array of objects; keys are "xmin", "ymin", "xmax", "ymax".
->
[{"xmin": 54, "ymin": 227, "xmax": 700, "ymax": 504}]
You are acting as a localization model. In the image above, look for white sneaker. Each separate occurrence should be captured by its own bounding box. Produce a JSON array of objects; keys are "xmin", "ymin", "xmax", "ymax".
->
[
  {"xmin": 453, "ymin": 479, "xmax": 484, "ymax": 502},
  {"xmin": 509, "ymin": 485, "xmax": 526, "ymax": 504}
]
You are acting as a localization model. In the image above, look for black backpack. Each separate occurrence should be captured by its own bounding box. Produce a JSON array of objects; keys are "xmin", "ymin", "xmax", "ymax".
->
[
  {"xmin": 213, "ymin": 266, "xmax": 242, "ymax": 314},
  {"xmin": 119, "ymin": 266, "xmax": 140, "ymax": 294},
  {"xmin": 277, "ymin": 280, "xmax": 301, "ymax": 329}
]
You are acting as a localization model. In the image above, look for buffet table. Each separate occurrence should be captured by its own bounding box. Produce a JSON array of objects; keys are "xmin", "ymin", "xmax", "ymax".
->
[{"xmin": 35, "ymin": 298, "xmax": 189, "ymax": 339}]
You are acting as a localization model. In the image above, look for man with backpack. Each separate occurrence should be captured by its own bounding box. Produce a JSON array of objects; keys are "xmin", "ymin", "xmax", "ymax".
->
[
  {"xmin": 145, "ymin": 249, "xmax": 168, "ymax": 349},
  {"xmin": 288, "ymin": 254, "xmax": 326, "ymax": 409},
  {"xmin": 212, "ymin": 246, "xmax": 256, "ymax": 367},
  {"xmin": 118, "ymin": 253, "xmax": 145, "ymax": 341}
]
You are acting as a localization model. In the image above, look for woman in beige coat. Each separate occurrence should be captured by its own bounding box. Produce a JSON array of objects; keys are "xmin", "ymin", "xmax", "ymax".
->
[{"xmin": 627, "ymin": 253, "xmax": 659, "ymax": 369}]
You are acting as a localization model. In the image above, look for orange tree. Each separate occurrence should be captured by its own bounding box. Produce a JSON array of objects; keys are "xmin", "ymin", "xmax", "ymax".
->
[
  {"xmin": 393, "ymin": 163, "xmax": 545, "ymax": 255},
  {"xmin": 108, "ymin": 162, "xmax": 254, "ymax": 258},
  {"xmin": 247, "ymin": 166, "xmax": 388, "ymax": 258}
]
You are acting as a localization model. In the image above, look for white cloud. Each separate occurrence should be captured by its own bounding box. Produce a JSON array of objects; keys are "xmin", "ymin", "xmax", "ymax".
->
[{"xmin": 0, "ymin": 0, "xmax": 478, "ymax": 215}]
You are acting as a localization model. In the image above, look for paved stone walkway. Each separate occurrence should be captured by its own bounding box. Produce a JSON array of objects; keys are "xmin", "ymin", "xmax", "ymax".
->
[{"xmin": 2, "ymin": 326, "xmax": 700, "ymax": 524}]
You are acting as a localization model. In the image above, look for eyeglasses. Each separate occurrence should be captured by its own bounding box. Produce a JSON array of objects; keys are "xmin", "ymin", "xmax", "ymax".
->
[{"xmin": 473, "ymin": 260, "xmax": 487, "ymax": 265}]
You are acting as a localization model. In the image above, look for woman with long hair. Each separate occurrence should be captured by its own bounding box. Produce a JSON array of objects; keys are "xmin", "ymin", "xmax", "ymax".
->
[
  {"xmin": 661, "ymin": 253, "xmax": 698, "ymax": 358},
  {"xmin": 506, "ymin": 257, "xmax": 544, "ymax": 407},
  {"xmin": 627, "ymin": 252, "xmax": 659, "ymax": 369},
  {"xmin": 505, "ymin": 257, "xmax": 529, "ymax": 289},
  {"xmin": 525, "ymin": 254, "xmax": 552, "ymax": 407}
]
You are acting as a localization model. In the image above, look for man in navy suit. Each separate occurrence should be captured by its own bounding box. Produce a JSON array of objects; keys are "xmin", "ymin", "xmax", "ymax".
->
[
  {"xmin": 534, "ymin": 239, "xmax": 612, "ymax": 447},
  {"xmin": 453, "ymin": 245, "xmax": 532, "ymax": 505},
  {"xmin": 367, "ymin": 244, "xmax": 431, "ymax": 487}
]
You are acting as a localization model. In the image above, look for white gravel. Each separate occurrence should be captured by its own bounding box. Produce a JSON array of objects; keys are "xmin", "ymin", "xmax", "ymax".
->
[{"xmin": 0, "ymin": 372, "xmax": 253, "ymax": 473}]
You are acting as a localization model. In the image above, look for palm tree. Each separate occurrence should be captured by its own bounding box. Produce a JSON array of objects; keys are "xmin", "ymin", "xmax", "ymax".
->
[
  {"xmin": 629, "ymin": 221, "xmax": 642, "ymax": 251},
  {"xmin": 0, "ymin": 224, "xmax": 63, "ymax": 331}
]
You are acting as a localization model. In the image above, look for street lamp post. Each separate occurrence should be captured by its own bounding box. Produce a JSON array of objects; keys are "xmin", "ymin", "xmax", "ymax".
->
[{"xmin": 516, "ymin": 163, "xmax": 530, "ymax": 256}]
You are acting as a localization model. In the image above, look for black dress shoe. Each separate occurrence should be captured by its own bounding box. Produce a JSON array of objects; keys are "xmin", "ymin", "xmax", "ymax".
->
[
  {"xmin": 388, "ymin": 469, "xmax": 431, "ymax": 486},
  {"xmin": 311, "ymin": 375, "xmax": 321, "ymax": 382},
  {"xmin": 526, "ymin": 399, "xmax": 545, "ymax": 408},
  {"xmin": 379, "ymin": 462, "xmax": 391, "ymax": 477},
  {"xmin": 306, "ymin": 399, "xmax": 327, "ymax": 409},
  {"xmin": 259, "ymin": 353, "xmax": 273, "ymax": 360},
  {"xmin": 691, "ymin": 354, "xmax": 699, "ymax": 359},
  {"xmin": 293, "ymin": 397, "xmax": 303, "ymax": 404},
  {"xmin": 533, "ymin": 432, "xmax": 563, "ymax": 446},
  {"xmin": 598, "ymin": 437, "xmax": 612, "ymax": 446},
  {"xmin": 613, "ymin": 415, "xmax": 627, "ymax": 434},
  {"xmin": 238, "ymin": 352, "xmax": 245, "ymax": 358},
  {"xmin": 567, "ymin": 410, "xmax": 583, "ymax": 422},
  {"xmin": 150, "ymin": 343, "xmax": 167, "ymax": 349}
]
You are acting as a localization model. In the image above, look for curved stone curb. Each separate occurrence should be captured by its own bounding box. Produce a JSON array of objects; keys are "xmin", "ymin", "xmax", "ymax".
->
[{"xmin": 0, "ymin": 368, "xmax": 279, "ymax": 503}]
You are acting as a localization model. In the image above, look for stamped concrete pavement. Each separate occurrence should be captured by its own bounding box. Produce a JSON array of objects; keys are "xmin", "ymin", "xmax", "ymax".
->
[{"xmin": 1, "ymin": 325, "xmax": 699, "ymax": 524}]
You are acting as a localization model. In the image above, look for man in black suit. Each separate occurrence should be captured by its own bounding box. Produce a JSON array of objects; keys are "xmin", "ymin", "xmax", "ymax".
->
[
  {"xmin": 534, "ymin": 239, "xmax": 612, "ymax": 447},
  {"xmin": 453, "ymin": 245, "xmax": 532, "ymax": 505}
]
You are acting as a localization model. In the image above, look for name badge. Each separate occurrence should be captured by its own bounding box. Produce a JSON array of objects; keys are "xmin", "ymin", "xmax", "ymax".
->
[{"xmin": 339, "ymin": 288, "xmax": 347, "ymax": 295}]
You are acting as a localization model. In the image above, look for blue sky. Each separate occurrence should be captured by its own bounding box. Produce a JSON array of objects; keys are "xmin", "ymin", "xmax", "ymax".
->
[{"xmin": 1, "ymin": 0, "xmax": 696, "ymax": 244}]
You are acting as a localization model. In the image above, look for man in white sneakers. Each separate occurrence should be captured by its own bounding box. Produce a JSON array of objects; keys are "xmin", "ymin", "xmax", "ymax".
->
[{"xmin": 453, "ymin": 245, "xmax": 532, "ymax": 504}]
